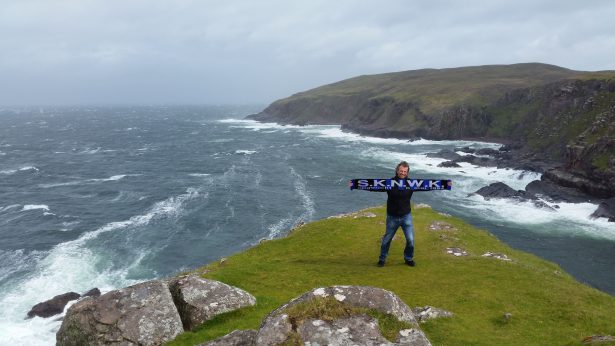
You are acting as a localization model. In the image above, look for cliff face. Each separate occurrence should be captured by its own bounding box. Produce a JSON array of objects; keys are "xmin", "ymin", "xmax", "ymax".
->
[{"xmin": 249, "ymin": 64, "xmax": 615, "ymax": 197}]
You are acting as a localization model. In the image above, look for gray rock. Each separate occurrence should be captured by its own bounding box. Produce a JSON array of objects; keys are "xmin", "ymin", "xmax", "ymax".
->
[
  {"xmin": 56, "ymin": 280, "xmax": 183, "ymax": 346},
  {"xmin": 474, "ymin": 182, "xmax": 533, "ymax": 200},
  {"xmin": 27, "ymin": 292, "xmax": 81, "ymax": 319},
  {"xmin": 437, "ymin": 160, "xmax": 461, "ymax": 168},
  {"xmin": 200, "ymin": 330, "xmax": 257, "ymax": 346},
  {"xmin": 446, "ymin": 248, "xmax": 468, "ymax": 257},
  {"xmin": 583, "ymin": 335, "xmax": 615, "ymax": 344},
  {"xmin": 428, "ymin": 221, "xmax": 456, "ymax": 232},
  {"xmin": 425, "ymin": 149, "xmax": 462, "ymax": 161},
  {"xmin": 297, "ymin": 315, "xmax": 392, "ymax": 345},
  {"xmin": 255, "ymin": 286, "xmax": 431, "ymax": 345},
  {"xmin": 590, "ymin": 197, "xmax": 615, "ymax": 222},
  {"xmin": 169, "ymin": 275, "xmax": 256, "ymax": 330},
  {"xmin": 411, "ymin": 306, "xmax": 454, "ymax": 323},
  {"xmin": 82, "ymin": 288, "xmax": 101, "ymax": 298}
]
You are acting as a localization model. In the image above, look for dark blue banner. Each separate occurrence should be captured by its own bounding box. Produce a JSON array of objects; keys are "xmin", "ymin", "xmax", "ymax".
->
[{"xmin": 349, "ymin": 179, "xmax": 452, "ymax": 191}]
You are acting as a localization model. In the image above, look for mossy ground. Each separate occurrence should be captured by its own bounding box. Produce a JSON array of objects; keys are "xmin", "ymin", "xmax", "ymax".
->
[{"xmin": 167, "ymin": 205, "xmax": 615, "ymax": 346}]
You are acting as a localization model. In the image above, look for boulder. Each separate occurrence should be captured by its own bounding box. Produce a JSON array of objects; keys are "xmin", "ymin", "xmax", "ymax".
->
[
  {"xmin": 82, "ymin": 288, "xmax": 101, "ymax": 298},
  {"xmin": 525, "ymin": 179, "xmax": 594, "ymax": 203},
  {"xmin": 437, "ymin": 160, "xmax": 461, "ymax": 168},
  {"xmin": 27, "ymin": 292, "xmax": 81, "ymax": 319},
  {"xmin": 475, "ymin": 148, "xmax": 500, "ymax": 156},
  {"xmin": 411, "ymin": 306, "xmax": 454, "ymax": 323},
  {"xmin": 590, "ymin": 197, "xmax": 615, "ymax": 222},
  {"xmin": 200, "ymin": 330, "xmax": 257, "ymax": 346},
  {"xmin": 425, "ymin": 149, "xmax": 461, "ymax": 161},
  {"xmin": 255, "ymin": 286, "xmax": 431, "ymax": 346},
  {"xmin": 169, "ymin": 275, "xmax": 256, "ymax": 330},
  {"xmin": 56, "ymin": 280, "xmax": 183, "ymax": 346},
  {"xmin": 474, "ymin": 182, "xmax": 532, "ymax": 200}
]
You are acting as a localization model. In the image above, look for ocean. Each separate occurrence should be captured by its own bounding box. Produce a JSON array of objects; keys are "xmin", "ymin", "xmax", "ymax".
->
[{"xmin": 1, "ymin": 105, "xmax": 613, "ymax": 345}]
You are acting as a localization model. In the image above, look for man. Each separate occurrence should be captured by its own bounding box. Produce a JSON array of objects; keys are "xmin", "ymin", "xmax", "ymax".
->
[{"xmin": 376, "ymin": 161, "xmax": 415, "ymax": 267}]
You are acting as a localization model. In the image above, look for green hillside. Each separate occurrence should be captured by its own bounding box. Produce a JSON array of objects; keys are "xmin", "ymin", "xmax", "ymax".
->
[
  {"xmin": 286, "ymin": 63, "xmax": 587, "ymax": 113},
  {"xmin": 168, "ymin": 205, "xmax": 615, "ymax": 345}
]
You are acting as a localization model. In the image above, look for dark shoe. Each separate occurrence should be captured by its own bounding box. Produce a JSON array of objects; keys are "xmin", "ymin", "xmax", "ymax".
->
[
  {"xmin": 377, "ymin": 260, "xmax": 385, "ymax": 267},
  {"xmin": 405, "ymin": 260, "xmax": 416, "ymax": 267}
]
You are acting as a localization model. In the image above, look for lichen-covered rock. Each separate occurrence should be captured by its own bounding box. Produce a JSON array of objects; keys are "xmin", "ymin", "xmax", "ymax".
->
[
  {"xmin": 412, "ymin": 306, "xmax": 454, "ymax": 323},
  {"xmin": 200, "ymin": 329, "xmax": 257, "ymax": 346},
  {"xmin": 255, "ymin": 286, "xmax": 431, "ymax": 345},
  {"xmin": 27, "ymin": 291, "xmax": 80, "ymax": 319},
  {"xmin": 56, "ymin": 280, "xmax": 183, "ymax": 346},
  {"xmin": 168, "ymin": 275, "xmax": 256, "ymax": 330},
  {"xmin": 297, "ymin": 315, "xmax": 392, "ymax": 345}
]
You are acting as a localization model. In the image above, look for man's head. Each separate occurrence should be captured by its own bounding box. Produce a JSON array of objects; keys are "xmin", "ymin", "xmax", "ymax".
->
[{"xmin": 395, "ymin": 161, "xmax": 409, "ymax": 178}]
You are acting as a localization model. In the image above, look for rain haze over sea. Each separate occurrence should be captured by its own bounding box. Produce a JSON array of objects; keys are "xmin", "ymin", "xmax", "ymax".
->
[{"xmin": 1, "ymin": 105, "xmax": 614, "ymax": 345}]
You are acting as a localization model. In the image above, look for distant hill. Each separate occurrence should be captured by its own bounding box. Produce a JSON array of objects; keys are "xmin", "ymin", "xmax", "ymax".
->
[{"xmin": 249, "ymin": 63, "xmax": 615, "ymax": 198}]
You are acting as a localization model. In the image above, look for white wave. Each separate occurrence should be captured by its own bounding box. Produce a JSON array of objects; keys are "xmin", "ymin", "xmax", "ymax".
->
[
  {"xmin": 359, "ymin": 149, "xmax": 538, "ymax": 191},
  {"xmin": 80, "ymin": 147, "xmax": 101, "ymax": 154},
  {"xmin": 91, "ymin": 175, "xmax": 127, "ymax": 182},
  {"xmin": 21, "ymin": 205, "xmax": 50, "ymax": 212},
  {"xmin": 0, "ymin": 166, "xmax": 39, "ymax": 175},
  {"xmin": 39, "ymin": 174, "xmax": 133, "ymax": 188},
  {"xmin": 235, "ymin": 150, "xmax": 257, "ymax": 155},
  {"xmin": 218, "ymin": 118, "xmax": 303, "ymax": 131},
  {"xmin": 463, "ymin": 195, "xmax": 615, "ymax": 240},
  {"xmin": 0, "ymin": 204, "xmax": 21, "ymax": 213},
  {"xmin": 188, "ymin": 173, "xmax": 211, "ymax": 177},
  {"xmin": 0, "ymin": 188, "xmax": 202, "ymax": 346}
]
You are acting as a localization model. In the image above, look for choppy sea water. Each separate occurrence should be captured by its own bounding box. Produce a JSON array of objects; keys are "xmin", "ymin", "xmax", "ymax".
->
[{"xmin": 1, "ymin": 105, "xmax": 613, "ymax": 345}]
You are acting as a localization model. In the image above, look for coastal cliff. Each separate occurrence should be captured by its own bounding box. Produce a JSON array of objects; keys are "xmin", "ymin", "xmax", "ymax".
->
[{"xmin": 249, "ymin": 63, "xmax": 615, "ymax": 197}]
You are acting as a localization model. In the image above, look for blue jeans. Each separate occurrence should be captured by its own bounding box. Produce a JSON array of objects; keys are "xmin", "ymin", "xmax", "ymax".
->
[{"xmin": 379, "ymin": 213, "xmax": 414, "ymax": 262}]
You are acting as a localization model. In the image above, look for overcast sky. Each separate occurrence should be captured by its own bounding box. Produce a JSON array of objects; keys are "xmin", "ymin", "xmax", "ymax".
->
[{"xmin": 1, "ymin": 0, "xmax": 614, "ymax": 105}]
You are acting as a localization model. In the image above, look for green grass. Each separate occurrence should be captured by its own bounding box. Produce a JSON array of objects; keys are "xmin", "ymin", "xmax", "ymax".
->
[{"xmin": 166, "ymin": 206, "xmax": 615, "ymax": 345}]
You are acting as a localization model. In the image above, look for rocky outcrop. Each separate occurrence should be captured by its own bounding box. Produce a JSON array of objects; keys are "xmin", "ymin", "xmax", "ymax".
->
[
  {"xmin": 27, "ymin": 292, "xmax": 80, "ymax": 319},
  {"xmin": 169, "ymin": 276, "xmax": 256, "ymax": 330},
  {"xmin": 254, "ymin": 286, "xmax": 431, "ymax": 345},
  {"xmin": 55, "ymin": 277, "xmax": 257, "ymax": 345},
  {"xmin": 56, "ymin": 280, "xmax": 183, "ymax": 346},
  {"xmin": 474, "ymin": 182, "xmax": 532, "ymax": 200},
  {"xmin": 590, "ymin": 198, "xmax": 615, "ymax": 222}
]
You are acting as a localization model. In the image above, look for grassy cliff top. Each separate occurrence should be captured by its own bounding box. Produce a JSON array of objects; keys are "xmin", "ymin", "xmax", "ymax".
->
[
  {"xmin": 168, "ymin": 205, "xmax": 615, "ymax": 345},
  {"xmin": 276, "ymin": 63, "xmax": 615, "ymax": 113}
]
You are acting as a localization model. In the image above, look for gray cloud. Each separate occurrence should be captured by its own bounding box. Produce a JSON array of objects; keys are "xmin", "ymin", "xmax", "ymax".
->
[{"xmin": 1, "ymin": 0, "xmax": 614, "ymax": 105}]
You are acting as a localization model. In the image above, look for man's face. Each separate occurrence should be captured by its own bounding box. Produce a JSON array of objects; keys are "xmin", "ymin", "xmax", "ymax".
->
[{"xmin": 396, "ymin": 166, "xmax": 408, "ymax": 178}]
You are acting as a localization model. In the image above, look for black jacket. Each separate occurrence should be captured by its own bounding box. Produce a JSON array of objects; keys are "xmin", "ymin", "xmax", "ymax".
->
[{"xmin": 373, "ymin": 176, "xmax": 413, "ymax": 216}]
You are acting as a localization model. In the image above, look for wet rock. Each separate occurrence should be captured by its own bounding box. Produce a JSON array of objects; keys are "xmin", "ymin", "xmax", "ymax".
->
[
  {"xmin": 255, "ymin": 286, "xmax": 431, "ymax": 346},
  {"xmin": 56, "ymin": 280, "xmax": 183, "ymax": 346},
  {"xmin": 474, "ymin": 182, "xmax": 533, "ymax": 200},
  {"xmin": 200, "ymin": 330, "xmax": 257, "ymax": 346},
  {"xmin": 456, "ymin": 146, "xmax": 475, "ymax": 154},
  {"xmin": 437, "ymin": 160, "xmax": 461, "ymax": 168},
  {"xmin": 412, "ymin": 306, "xmax": 454, "ymax": 323},
  {"xmin": 27, "ymin": 292, "xmax": 81, "ymax": 319},
  {"xmin": 525, "ymin": 179, "xmax": 594, "ymax": 203},
  {"xmin": 544, "ymin": 168, "xmax": 612, "ymax": 198},
  {"xmin": 590, "ymin": 197, "xmax": 615, "ymax": 222},
  {"xmin": 169, "ymin": 275, "xmax": 256, "ymax": 330},
  {"xmin": 475, "ymin": 148, "xmax": 500, "ymax": 156},
  {"xmin": 425, "ymin": 149, "xmax": 462, "ymax": 161},
  {"xmin": 82, "ymin": 288, "xmax": 100, "ymax": 298}
]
